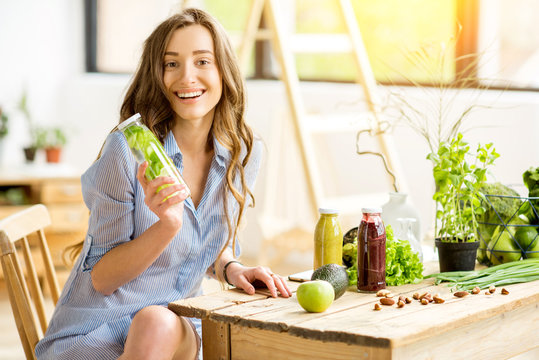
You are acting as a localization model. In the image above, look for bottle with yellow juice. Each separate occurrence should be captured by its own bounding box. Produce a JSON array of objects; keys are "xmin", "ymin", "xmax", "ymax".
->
[{"xmin": 314, "ymin": 208, "xmax": 343, "ymax": 270}]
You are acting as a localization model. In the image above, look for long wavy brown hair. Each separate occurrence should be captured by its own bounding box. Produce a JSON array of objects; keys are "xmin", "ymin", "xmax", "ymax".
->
[{"xmin": 67, "ymin": 8, "xmax": 255, "ymax": 280}]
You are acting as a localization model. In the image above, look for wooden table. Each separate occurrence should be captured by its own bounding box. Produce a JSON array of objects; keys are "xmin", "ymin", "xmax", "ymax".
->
[{"xmin": 169, "ymin": 277, "xmax": 539, "ymax": 359}]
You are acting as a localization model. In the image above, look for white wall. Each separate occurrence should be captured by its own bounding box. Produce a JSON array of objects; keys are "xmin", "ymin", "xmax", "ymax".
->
[{"xmin": 1, "ymin": 1, "xmax": 538, "ymax": 262}]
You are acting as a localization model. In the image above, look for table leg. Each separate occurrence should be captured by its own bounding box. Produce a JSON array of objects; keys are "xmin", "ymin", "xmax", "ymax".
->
[{"xmin": 202, "ymin": 319, "xmax": 230, "ymax": 360}]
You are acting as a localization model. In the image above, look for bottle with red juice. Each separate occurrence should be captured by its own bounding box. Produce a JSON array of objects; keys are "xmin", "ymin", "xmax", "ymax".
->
[{"xmin": 357, "ymin": 207, "xmax": 386, "ymax": 292}]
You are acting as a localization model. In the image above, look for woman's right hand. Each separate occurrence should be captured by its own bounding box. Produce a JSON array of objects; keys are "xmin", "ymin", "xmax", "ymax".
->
[{"xmin": 137, "ymin": 162, "xmax": 188, "ymax": 234}]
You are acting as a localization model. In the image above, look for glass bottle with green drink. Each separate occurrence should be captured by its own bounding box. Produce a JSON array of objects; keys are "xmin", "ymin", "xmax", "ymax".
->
[
  {"xmin": 117, "ymin": 113, "xmax": 190, "ymax": 199},
  {"xmin": 314, "ymin": 208, "xmax": 343, "ymax": 270}
]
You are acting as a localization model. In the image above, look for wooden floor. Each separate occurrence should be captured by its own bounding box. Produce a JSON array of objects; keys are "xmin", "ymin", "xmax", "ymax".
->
[{"xmin": 1, "ymin": 257, "xmax": 537, "ymax": 359}]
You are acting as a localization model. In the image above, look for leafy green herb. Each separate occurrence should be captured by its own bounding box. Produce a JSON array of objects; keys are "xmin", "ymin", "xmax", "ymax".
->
[{"xmin": 427, "ymin": 133, "xmax": 499, "ymax": 242}]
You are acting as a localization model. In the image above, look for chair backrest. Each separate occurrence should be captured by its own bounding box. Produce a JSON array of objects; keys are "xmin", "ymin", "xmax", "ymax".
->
[{"xmin": 0, "ymin": 204, "xmax": 60, "ymax": 360}]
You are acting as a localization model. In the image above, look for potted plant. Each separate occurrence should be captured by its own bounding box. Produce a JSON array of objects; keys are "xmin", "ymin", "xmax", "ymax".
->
[
  {"xmin": 38, "ymin": 127, "xmax": 67, "ymax": 163},
  {"xmin": 17, "ymin": 91, "xmax": 39, "ymax": 162},
  {"xmin": 0, "ymin": 107, "xmax": 8, "ymax": 166},
  {"xmin": 427, "ymin": 132, "xmax": 499, "ymax": 271}
]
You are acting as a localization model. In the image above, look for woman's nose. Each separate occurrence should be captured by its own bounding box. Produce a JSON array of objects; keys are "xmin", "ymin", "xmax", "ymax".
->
[{"xmin": 179, "ymin": 63, "xmax": 196, "ymax": 84}]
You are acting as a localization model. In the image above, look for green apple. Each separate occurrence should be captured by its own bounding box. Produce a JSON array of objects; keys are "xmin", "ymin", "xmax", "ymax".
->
[
  {"xmin": 524, "ymin": 236, "xmax": 539, "ymax": 259},
  {"xmin": 488, "ymin": 226, "xmax": 521, "ymax": 265},
  {"xmin": 296, "ymin": 280, "xmax": 334, "ymax": 313},
  {"xmin": 515, "ymin": 226, "xmax": 538, "ymax": 250}
]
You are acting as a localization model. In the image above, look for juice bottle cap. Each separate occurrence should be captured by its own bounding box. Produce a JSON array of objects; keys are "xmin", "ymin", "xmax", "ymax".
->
[
  {"xmin": 117, "ymin": 113, "xmax": 142, "ymax": 131},
  {"xmin": 318, "ymin": 207, "xmax": 339, "ymax": 215},
  {"xmin": 362, "ymin": 207, "xmax": 382, "ymax": 214}
]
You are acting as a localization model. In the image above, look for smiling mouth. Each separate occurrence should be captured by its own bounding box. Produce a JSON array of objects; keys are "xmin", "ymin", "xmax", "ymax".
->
[{"xmin": 176, "ymin": 90, "xmax": 204, "ymax": 99}]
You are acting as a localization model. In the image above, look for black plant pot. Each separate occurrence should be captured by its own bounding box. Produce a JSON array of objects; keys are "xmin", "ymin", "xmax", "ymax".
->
[
  {"xmin": 435, "ymin": 238, "xmax": 479, "ymax": 272},
  {"xmin": 23, "ymin": 146, "xmax": 37, "ymax": 162}
]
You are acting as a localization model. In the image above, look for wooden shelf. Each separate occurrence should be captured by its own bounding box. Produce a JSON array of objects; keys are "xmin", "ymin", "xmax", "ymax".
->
[{"xmin": 0, "ymin": 168, "xmax": 87, "ymax": 285}]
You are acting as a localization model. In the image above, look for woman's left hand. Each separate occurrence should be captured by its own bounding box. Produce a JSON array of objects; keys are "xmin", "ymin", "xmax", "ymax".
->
[{"xmin": 226, "ymin": 264, "xmax": 292, "ymax": 298}]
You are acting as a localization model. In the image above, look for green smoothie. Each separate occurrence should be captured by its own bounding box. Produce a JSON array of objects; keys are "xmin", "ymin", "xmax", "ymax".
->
[{"xmin": 314, "ymin": 209, "xmax": 343, "ymax": 269}]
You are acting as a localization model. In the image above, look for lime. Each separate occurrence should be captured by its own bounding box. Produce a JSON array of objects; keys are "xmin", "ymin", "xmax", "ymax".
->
[{"xmin": 296, "ymin": 280, "xmax": 334, "ymax": 313}]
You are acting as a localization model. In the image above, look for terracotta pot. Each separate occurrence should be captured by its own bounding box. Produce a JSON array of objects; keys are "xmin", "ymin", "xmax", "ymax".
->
[
  {"xmin": 45, "ymin": 147, "xmax": 62, "ymax": 163},
  {"xmin": 435, "ymin": 238, "xmax": 479, "ymax": 272}
]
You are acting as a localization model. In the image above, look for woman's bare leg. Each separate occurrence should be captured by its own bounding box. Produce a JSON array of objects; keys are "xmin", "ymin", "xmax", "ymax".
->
[{"xmin": 118, "ymin": 305, "xmax": 198, "ymax": 360}]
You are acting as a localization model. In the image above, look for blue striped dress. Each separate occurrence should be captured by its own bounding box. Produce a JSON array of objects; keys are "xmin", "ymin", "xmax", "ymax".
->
[{"xmin": 35, "ymin": 130, "xmax": 262, "ymax": 359}]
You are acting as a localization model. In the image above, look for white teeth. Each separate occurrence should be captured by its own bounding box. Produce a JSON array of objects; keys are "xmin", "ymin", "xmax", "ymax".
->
[{"xmin": 177, "ymin": 90, "xmax": 203, "ymax": 98}]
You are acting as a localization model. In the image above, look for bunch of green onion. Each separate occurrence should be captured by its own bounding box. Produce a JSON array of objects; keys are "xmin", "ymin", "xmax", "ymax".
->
[{"xmin": 425, "ymin": 258, "xmax": 539, "ymax": 291}]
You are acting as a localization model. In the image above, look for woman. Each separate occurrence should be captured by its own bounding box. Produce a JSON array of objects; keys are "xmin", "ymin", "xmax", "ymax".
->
[{"xmin": 36, "ymin": 8, "xmax": 291, "ymax": 360}]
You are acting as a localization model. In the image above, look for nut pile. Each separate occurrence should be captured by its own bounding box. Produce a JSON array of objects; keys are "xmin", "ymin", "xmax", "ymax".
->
[{"xmin": 373, "ymin": 286, "xmax": 509, "ymax": 311}]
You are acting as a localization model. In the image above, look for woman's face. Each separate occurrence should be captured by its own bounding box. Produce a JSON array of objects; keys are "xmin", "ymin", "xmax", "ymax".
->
[{"xmin": 163, "ymin": 24, "xmax": 222, "ymax": 125}]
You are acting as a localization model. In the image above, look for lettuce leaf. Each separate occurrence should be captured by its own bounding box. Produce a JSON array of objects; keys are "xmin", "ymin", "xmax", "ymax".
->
[
  {"xmin": 385, "ymin": 224, "xmax": 424, "ymax": 286},
  {"xmin": 343, "ymin": 224, "xmax": 423, "ymax": 286}
]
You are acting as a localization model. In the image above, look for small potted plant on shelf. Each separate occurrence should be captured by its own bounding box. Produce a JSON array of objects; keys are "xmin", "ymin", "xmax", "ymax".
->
[
  {"xmin": 427, "ymin": 132, "xmax": 499, "ymax": 271},
  {"xmin": 0, "ymin": 107, "xmax": 8, "ymax": 166},
  {"xmin": 17, "ymin": 91, "xmax": 40, "ymax": 162},
  {"xmin": 38, "ymin": 127, "xmax": 67, "ymax": 163}
]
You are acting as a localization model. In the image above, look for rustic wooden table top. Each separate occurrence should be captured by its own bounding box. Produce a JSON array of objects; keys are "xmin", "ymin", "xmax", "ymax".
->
[{"xmin": 169, "ymin": 274, "xmax": 539, "ymax": 359}]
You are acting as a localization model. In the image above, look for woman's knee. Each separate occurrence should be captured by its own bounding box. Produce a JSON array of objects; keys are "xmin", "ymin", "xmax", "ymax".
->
[
  {"xmin": 132, "ymin": 305, "xmax": 183, "ymax": 337},
  {"xmin": 127, "ymin": 306, "xmax": 198, "ymax": 360}
]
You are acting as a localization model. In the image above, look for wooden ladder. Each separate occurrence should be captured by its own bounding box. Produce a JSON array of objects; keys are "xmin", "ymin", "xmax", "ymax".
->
[{"xmin": 238, "ymin": 0, "xmax": 406, "ymax": 265}]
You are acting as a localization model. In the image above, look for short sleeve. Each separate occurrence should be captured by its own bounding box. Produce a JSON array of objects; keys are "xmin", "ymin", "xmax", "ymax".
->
[{"xmin": 80, "ymin": 131, "xmax": 137, "ymax": 271}]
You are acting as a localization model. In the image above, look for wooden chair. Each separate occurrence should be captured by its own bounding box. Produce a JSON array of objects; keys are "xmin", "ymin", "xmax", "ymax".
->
[{"xmin": 0, "ymin": 204, "xmax": 60, "ymax": 360}]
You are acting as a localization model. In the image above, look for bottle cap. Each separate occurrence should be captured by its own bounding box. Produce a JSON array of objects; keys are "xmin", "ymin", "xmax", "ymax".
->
[
  {"xmin": 117, "ymin": 113, "xmax": 142, "ymax": 131},
  {"xmin": 362, "ymin": 207, "xmax": 382, "ymax": 214},
  {"xmin": 318, "ymin": 207, "xmax": 339, "ymax": 215}
]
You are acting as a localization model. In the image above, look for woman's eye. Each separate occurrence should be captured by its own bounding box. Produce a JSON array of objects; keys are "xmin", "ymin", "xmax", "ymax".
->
[
  {"xmin": 164, "ymin": 61, "xmax": 177, "ymax": 68},
  {"xmin": 197, "ymin": 59, "xmax": 210, "ymax": 66}
]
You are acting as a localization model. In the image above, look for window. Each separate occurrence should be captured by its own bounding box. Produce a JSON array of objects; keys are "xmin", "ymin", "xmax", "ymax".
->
[
  {"xmin": 85, "ymin": 0, "xmax": 184, "ymax": 73},
  {"xmin": 85, "ymin": 0, "xmax": 539, "ymax": 90}
]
